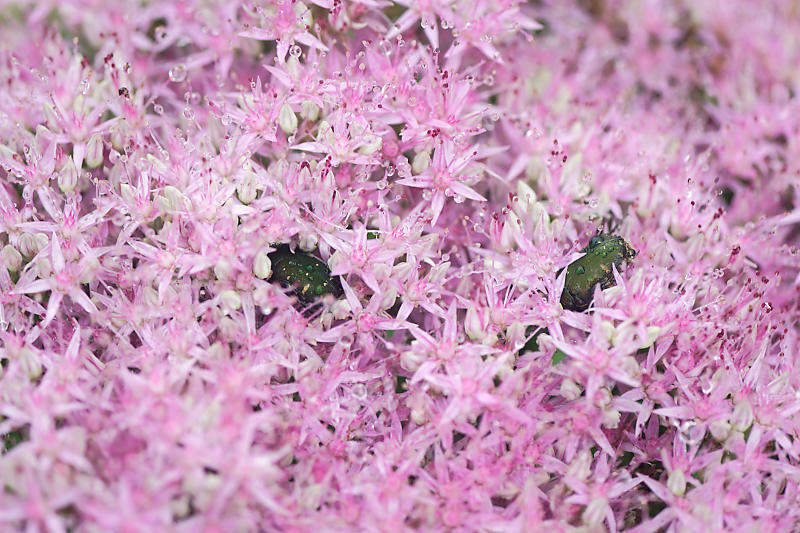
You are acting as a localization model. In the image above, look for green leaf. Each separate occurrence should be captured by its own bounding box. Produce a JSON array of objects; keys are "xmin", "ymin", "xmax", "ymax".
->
[{"xmin": 552, "ymin": 349, "xmax": 567, "ymax": 365}]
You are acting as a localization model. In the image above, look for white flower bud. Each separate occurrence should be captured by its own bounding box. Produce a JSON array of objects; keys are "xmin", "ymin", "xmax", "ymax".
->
[
  {"xmin": 2, "ymin": 245, "xmax": 23, "ymax": 271},
  {"xmin": 499, "ymin": 210, "xmax": 520, "ymax": 251},
  {"xmin": 331, "ymin": 299, "xmax": 351, "ymax": 319},
  {"xmin": 380, "ymin": 287, "xmax": 397, "ymax": 311},
  {"xmin": 253, "ymin": 251, "xmax": 272, "ymax": 279},
  {"xmin": 218, "ymin": 316, "xmax": 237, "ymax": 337},
  {"xmin": 392, "ymin": 261, "xmax": 413, "ymax": 279},
  {"xmin": 120, "ymin": 183, "xmax": 135, "ymax": 204},
  {"xmin": 146, "ymin": 153, "xmax": 169, "ymax": 174},
  {"xmin": 155, "ymin": 194, "xmax": 171, "ymax": 213},
  {"xmin": 640, "ymin": 326, "xmax": 662, "ymax": 349},
  {"xmin": 85, "ymin": 134, "xmax": 104, "ymax": 168},
  {"xmin": 36, "ymin": 257, "xmax": 52, "ymax": 278},
  {"xmin": 525, "ymin": 157, "xmax": 548, "ymax": 183},
  {"xmin": 358, "ymin": 134, "xmax": 382, "ymax": 156},
  {"xmin": 709, "ymin": 420, "xmax": 731, "ymax": 442},
  {"xmin": 143, "ymin": 286, "xmax": 159, "ymax": 307},
  {"xmin": 219, "ymin": 290, "xmax": 242, "ymax": 313},
  {"xmin": 595, "ymin": 387, "xmax": 612, "ymax": 408},
  {"xmin": 20, "ymin": 347, "xmax": 42, "ymax": 379},
  {"xmin": 602, "ymin": 408, "xmax": 620, "ymax": 429},
  {"xmin": 286, "ymin": 56, "xmax": 302, "ymax": 79},
  {"xmin": 162, "ymin": 186, "xmax": 186, "ymax": 211},
  {"xmin": 732, "ymin": 399, "xmax": 753, "ymax": 431},
  {"xmin": 429, "ymin": 261, "xmax": 450, "ymax": 284},
  {"xmin": 19, "ymin": 233, "xmax": 40, "ymax": 258},
  {"xmin": 214, "ymin": 260, "xmax": 232, "ymax": 280},
  {"xmin": 0, "ymin": 144, "xmax": 16, "ymax": 160},
  {"xmin": 560, "ymin": 378, "xmax": 582, "ymax": 401},
  {"xmin": 171, "ymin": 496, "xmax": 191, "ymax": 520},
  {"xmin": 207, "ymin": 342, "xmax": 227, "ymax": 361},
  {"xmin": 298, "ymin": 233, "xmax": 318, "ymax": 252},
  {"xmin": 300, "ymin": 101, "xmax": 320, "ymax": 121},
  {"xmin": 318, "ymin": 120, "xmax": 334, "ymax": 145},
  {"xmin": 110, "ymin": 126, "xmax": 125, "ymax": 151},
  {"xmin": 294, "ymin": 1, "xmax": 312, "ymax": 26},
  {"xmin": 43, "ymin": 103, "xmax": 59, "ymax": 129},
  {"xmin": 566, "ymin": 450, "xmax": 592, "ymax": 480},
  {"xmin": 667, "ymin": 469, "xmax": 686, "ymax": 497},
  {"xmin": 236, "ymin": 171, "xmax": 258, "ymax": 204},
  {"xmin": 512, "ymin": 180, "xmax": 538, "ymax": 219},
  {"xmin": 401, "ymin": 349, "xmax": 424, "ymax": 372},
  {"xmin": 72, "ymin": 93, "xmax": 85, "ymax": 114},
  {"xmin": 410, "ymin": 407, "xmax": 427, "ymax": 425},
  {"xmin": 278, "ymin": 103, "xmax": 298, "ymax": 135},
  {"xmin": 412, "ymin": 151, "xmax": 431, "ymax": 174},
  {"xmin": 465, "ymin": 306, "xmax": 489, "ymax": 343},
  {"xmin": 59, "ymin": 158, "xmax": 79, "ymax": 193},
  {"xmin": 79, "ymin": 255, "xmax": 101, "ymax": 283}
]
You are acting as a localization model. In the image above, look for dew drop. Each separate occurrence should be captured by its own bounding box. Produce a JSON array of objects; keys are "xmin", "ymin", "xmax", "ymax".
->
[
  {"xmin": 153, "ymin": 104, "xmax": 164, "ymax": 115},
  {"xmin": 352, "ymin": 383, "xmax": 367, "ymax": 401},
  {"xmin": 289, "ymin": 45, "xmax": 302, "ymax": 58},
  {"xmin": 169, "ymin": 64, "xmax": 187, "ymax": 82},
  {"xmin": 677, "ymin": 421, "xmax": 703, "ymax": 446}
]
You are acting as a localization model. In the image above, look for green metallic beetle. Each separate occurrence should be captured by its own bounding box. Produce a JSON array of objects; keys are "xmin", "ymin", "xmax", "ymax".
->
[
  {"xmin": 268, "ymin": 245, "xmax": 343, "ymax": 304},
  {"xmin": 560, "ymin": 233, "xmax": 637, "ymax": 312}
]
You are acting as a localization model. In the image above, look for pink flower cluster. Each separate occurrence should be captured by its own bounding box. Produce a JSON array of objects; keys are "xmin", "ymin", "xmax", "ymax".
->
[{"xmin": 2, "ymin": 0, "xmax": 800, "ymax": 531}]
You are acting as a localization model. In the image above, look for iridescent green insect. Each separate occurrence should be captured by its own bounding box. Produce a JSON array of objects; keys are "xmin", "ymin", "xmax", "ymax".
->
[
  {"xmin": 268, "ymin": 245, "xmax": 342, "ymax": 304},
  {"xmin": 560, "ymin": 233, "xmax": 637, "ymax": 312}
]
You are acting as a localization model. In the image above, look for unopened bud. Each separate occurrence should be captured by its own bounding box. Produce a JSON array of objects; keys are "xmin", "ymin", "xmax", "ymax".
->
[
  {"xmin": 294, "ymin": 1, "xmax": 312, "ymax": 26},
  {"xmin": 214, "ymin": 260, "xmax": 232, "ymax": 280},
  {"xmin": 560, "ymin": 378, "xmax": 582, "ymax": 401},
  {"xmin": 236, "ymin": 171, "xmax": 258, "ymax": 204},
  {"xmin": 300, "ymin": 101, "xmax": 320, "ymax": 121},
  {"xmin": 59, "ymin": 158, "xmax": 79, "ymax": 193},
  {"xmin": 219, "ymin": 290, "xmax": 242, "ymax": 313},
  {"xmin": 279, "ymin": 103, "xmax": 298, "ymax": 135},
  {"xmin": 253, "ymin": 251, "xmax": 272, "ymax": 279},
  {"xmin": 465, "ymin": 306, "xmax": 489, "ymax": 343},
  {"xmin": 298, "ymin": 233, "xmax": 318, "ymax": 252},
  {"xmin": 18, "ymin": 233, "xmax": 48, "ymax": 258},
  {"xmin": 732, "ymin": 399, "xmax": 753, "ymax": 431},
  {"xmin": 358, "ymin": 135, "xmax": 382, "ymax": 156},
  {"xmin": 412, "ymin": 151, "xmax": 431, "ymax": 174},
  {"xmin": 120, "ymin": 183, "xmax": 135, "ymax": 204},
  {"xmin": 2, "ymin": 245, "xmax": 23, "ymax": 271},
  {"xmin": 85, "ymin": 134, "xmax": 104, "ymax": 168},
  {"xmin": 667, "ymin": 469, "xmax": 686, "ymax": 497}
]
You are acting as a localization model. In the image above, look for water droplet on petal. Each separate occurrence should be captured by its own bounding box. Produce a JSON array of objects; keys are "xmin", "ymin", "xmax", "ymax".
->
[
  {"xmin": 352, "ymin": 383, "xmax": 367, "ymax": 401},
  {"xmin": 169, "ymin": 64, "xmax": 187, "ymax": 82}
]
